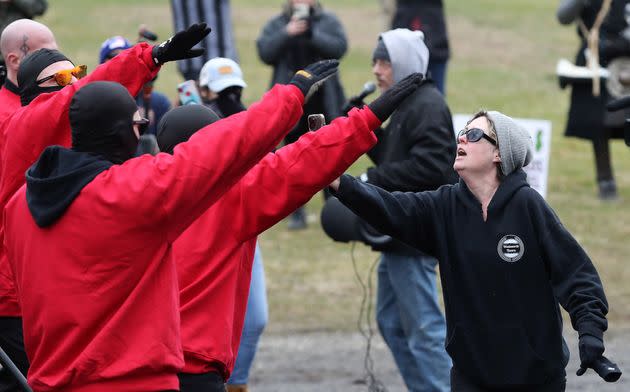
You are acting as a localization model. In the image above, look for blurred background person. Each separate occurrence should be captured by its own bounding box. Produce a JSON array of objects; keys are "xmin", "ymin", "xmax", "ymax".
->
[
  {"xmin": 256, "ymin": 0, "xmax": 347, "ymax": 230},
  {"xmin": 390, "ymin": 0, "xmax": 450, "ymax": 95},
  {"xmin": 0, "ymin": 18, "xmax": 56, "ymax": 391},
  {"xmin": 0, "ymin": 18, "xmax": 56, "ymax": 123},
  {"xmin": 557, "ymin": 0, "xmax": 630, "ymax": 200},
  {"xmin": 197, "ymin": 56, "xmax": 268, "ymax": 392},
  {"xmin": 170, "ymin": 0, "xmax": 237, "ymax": 81},
  {"xmin": 357, "ymin": 28, "xmax": 456, "ymax": 392},
  {"xmin": 198, "ymin": 56, "xmax": 246, "ymax": 116},
  {"xmin": 0, "ymin": 0, "xmax": 47, "ymax": 79},
  {"xmin": 99, "ymin": 35, "xmax": 171, "ymax": 135}
]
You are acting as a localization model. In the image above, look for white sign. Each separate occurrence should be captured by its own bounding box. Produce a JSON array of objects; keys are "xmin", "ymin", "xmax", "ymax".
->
[{"xmin": 453, "ymin": 114, "xmax": 552, "ymax": 199}]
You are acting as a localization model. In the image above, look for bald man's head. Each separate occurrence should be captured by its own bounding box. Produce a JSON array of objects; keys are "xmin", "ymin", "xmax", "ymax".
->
[{"xmin": 0, "ymin": 19, "xmax": 57, "ymax": 85}]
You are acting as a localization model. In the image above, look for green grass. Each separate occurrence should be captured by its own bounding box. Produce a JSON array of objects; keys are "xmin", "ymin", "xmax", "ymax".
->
[{"xmin": 40, "ymin": 0, "xmax": 630, "ymax": 332}]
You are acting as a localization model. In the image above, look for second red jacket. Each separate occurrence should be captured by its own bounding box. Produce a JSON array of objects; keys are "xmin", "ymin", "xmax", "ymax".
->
[{"xmin": 176, "ymin": 107, "xmax": 380, "ymax": 377}]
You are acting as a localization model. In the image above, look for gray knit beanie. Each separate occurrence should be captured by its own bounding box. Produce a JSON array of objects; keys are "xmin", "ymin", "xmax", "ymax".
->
[{"xmin": 487, "ymin": 111, "xmax": 534, "ymax": 176}]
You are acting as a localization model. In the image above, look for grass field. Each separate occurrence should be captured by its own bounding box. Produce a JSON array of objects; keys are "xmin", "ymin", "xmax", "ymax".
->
[{"xmin": 40, "ymin": 0, "xmax": 630, "ymax": 333}]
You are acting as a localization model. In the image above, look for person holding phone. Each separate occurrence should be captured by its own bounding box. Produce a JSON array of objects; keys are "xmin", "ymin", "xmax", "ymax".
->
[{"xmin": 256, "ymin": 0, "xmax": 347, "ymax": 230}]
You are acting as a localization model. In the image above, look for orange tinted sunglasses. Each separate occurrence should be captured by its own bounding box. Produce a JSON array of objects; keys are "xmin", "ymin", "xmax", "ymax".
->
[{"xmin": 36, "ymin": 65, "xmax": 87, "ymax": 87}]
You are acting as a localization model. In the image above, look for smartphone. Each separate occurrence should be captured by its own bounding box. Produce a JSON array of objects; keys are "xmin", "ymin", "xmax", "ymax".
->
[
  {"xmin": 308, "ymin": 114, "xmax": 326, "ymax": 131},
  {"xmin": 292, "ymin": 3, "xmax": 310, "ymax": 20},
  {"xmin": 177, "ymin": 80, "xmax": 202, "ymax": 105}
]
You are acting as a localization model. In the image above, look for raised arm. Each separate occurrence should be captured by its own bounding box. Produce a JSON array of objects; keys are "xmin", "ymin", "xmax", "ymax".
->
[
  {"xmin": 333, "ymin": 174, "xmax": 438, "ymax": 254},
  {"xmin": 119, "ymin": 83, "xmax": 305, "ymax": 242},
  {"xmin": 0, "ymin": 43, "xmax": 159, "ymax": 208},
  {"xmin": 235, "ymin": 106, "xmax": 380, "ymax": 241}
]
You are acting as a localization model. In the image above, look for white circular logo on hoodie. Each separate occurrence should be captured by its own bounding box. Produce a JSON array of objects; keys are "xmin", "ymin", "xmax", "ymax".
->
[{"xmin": 497, "ymin": 235, "xmax": 524, "ymax": 262}]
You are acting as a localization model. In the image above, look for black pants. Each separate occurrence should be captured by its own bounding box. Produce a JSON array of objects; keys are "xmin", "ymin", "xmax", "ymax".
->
[
  {"xmin": 0, "ymin": 317, "xmax": 29, "ymax": 392},
  {"xmin": 178, "ymin": 371, "xmax": 225, "ymax": 392},
  {"xmin": 450, "ymin": 367, "xmax": 566, "ymax": 392}
]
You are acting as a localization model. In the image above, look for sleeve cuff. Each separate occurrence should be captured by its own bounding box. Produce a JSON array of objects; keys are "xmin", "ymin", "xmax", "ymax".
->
[{"xmin": 578, "ymin": 323, "xmax": 605, "ymax": 341}]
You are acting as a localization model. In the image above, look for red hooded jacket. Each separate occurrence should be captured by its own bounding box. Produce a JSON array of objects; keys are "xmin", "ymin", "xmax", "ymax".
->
[
  {"xmin": 176, "ymin": 107, "xmax": 380, "ymax": 377},
  {"xmin": 4, "ymin": 84, "xmax": 304, "ymax": 391},
  {"xmin": 0, "ymin": 43, "xmax": 159, "ymax": 317}
]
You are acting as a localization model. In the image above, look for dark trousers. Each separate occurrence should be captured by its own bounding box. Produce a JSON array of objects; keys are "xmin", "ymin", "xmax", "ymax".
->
[
  {"xmin": 0, "ymin": 317, "xmax": 29, "ymax": 392},
  {"xmin": 178, "ymin": 371, "xmax": 225, "ymax": 392},
  {"xmin": 450, "ymin": 367, "xmax": 566, "ymax": 392}
]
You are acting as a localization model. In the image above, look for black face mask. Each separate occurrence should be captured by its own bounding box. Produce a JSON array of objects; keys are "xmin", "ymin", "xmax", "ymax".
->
[
  {"xmin": 18, "ymin": 48, "xmax": 72, "ymax": 106},
  {"xmin": 156, "ymin": 104, "xmax": 221, "ymax": 154},
  {"xmin": 216, "ymin": 86, "xmax": 246, "ymax": 117},
  {"xmin": 70, "ymin": 81, "xmax": 139, "ymax": 164}
]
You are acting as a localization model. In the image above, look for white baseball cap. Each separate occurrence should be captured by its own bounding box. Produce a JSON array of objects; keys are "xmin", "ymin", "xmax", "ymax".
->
[{"xmin": 199, "ymin": 58, "xmax": 247, "ymax": 92}]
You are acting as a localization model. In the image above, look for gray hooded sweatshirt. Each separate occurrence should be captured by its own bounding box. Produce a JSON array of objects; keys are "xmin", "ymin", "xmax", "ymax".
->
[{"xmin": 380, "ymin": 28, "xmax": 429, "ymax": 83}]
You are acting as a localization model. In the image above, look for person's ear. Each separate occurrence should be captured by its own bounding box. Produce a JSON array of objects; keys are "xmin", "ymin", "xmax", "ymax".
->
[
  {"xmin": 6, "ymin": 52, "xmax": 21, "ymax": 74},
  {"xmin": 492, "ymin": 150, "xmax": 501, "ymax": 164}
]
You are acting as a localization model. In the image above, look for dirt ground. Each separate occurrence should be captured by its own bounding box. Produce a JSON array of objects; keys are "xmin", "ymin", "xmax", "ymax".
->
[{"xmin": 248, "ymin": 326, "xmax": 629, "ymax": 391}]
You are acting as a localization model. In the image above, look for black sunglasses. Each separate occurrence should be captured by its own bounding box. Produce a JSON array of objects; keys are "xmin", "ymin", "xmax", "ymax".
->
[{"xmin": 457, "ymin": 127, "xmax": 497, "ymax": 146}]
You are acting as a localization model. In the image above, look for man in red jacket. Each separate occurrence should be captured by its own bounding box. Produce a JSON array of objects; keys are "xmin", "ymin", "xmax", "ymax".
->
[
  {"xmin": 0, "ymin": 19, "xmax": 58, "ymax": 388},
  {"xmin": 155, "ymin": 73, "xmax": 423, "ymax": 392},
  {"xmin": 4, "ymin": 57, "xmax": 338, "ymax": 391},
  {"xmin": 0, "ymin": 23, "xmax": 208, "ymax": 390},
  {"xmin": 0, "ymin": 19, "xmax": 57, "ymax": 123}
]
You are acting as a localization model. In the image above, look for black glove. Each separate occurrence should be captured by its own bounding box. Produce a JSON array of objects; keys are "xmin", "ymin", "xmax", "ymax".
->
[
  {"xmin": 577, "ymin": 355, "xmax": 622, "ymax": 382},
  {"xmin": 578, "ymin": 334, "xmax": 605, "ymax": 371},
  {"xmin": 152, "ymin": 23, "xmax": 211, "ymax": 65},
  {"xmin": 341, "ymin": 97, "xmax": 365, "ymax": 116},
  {"xmin": 290, "ymin": 59, "xmax": 339, "ymax": 101},
  {"xmin": 368, "ymin": 73, "xmax": 423, "ymax": 122}
]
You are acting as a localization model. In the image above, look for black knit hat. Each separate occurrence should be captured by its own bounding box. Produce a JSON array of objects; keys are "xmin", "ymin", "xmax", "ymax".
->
[{"xmin": 372, "ymin": 37, "xmax": 390, "ymax": 62}]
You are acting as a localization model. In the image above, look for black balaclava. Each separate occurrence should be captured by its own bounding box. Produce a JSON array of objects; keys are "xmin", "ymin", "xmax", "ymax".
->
[
  {"xmin": 70, "ymin": 81, "xmax": 139, "ymax": 164},
  {"xmin": 18, "ymin": 48, "xmax": 72, "ymax": 106},
  {"xmin": 216, "ymin": 86, "xmax": 246, "ymax": 118},
  {"xmin": 157, "ymin": 104, "xmax": 221, "ymax": 154}
]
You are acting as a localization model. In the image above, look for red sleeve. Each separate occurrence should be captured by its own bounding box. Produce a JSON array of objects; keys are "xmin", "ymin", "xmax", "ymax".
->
[
  {"xmin": 234, "ymin": 106, "xmax": 380, "ymax": 241},
  {"xmin": 0, "ymin": 43, "xmax": 159, "ymax": 209},
  {"xmin": 107, "ymin": 84, "xmax": 305, "ymax": 242}
]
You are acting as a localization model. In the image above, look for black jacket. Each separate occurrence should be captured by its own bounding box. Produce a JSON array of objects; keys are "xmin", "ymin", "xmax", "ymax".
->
[
  {"xmin": 366, "ymin": 80, "xmax": 457, "ymax": 193},
  {"xmin": 392, "ymin": 0, "xmax": 450, "ymax": 62},
  {"xmin": 335, "ymin": 171, "xmax": 608, "ymax": 388}
]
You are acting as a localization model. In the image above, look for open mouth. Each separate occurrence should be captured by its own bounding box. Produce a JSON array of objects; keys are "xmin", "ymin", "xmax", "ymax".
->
[{"xmin": 457, "ymin": 148, "xmax": 467, "ymax": 156}]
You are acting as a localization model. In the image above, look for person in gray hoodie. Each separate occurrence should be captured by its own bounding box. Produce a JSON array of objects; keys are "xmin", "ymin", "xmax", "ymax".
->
[{"xmin": 353, "ymin": 28, "xmax": 456, "ymax": 392}]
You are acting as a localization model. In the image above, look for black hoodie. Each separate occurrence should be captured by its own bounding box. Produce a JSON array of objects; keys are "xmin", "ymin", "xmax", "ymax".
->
[
  {"xmin": 26, "ymin": 146, "xmax": 112, "ymax": 227},
  {"xmin": 334, "ymin": 170, "xmax": 608, "ymax": 389}
]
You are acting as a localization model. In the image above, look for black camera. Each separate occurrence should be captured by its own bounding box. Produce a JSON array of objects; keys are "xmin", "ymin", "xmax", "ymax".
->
[{"xmin": 320, "ymin": 196, "xmax": 393, "ymax": 249}]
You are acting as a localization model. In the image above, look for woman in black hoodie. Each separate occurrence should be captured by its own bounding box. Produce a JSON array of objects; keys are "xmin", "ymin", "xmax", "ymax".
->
[{"xmin": 331, "ymin": 110, "xmax": 617, "ymax": 391}]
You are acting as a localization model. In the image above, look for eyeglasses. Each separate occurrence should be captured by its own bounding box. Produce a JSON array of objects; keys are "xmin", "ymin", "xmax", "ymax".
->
[
  {"xmin": 457, "ymin": 127, "xmax": 497, "ymax": 146},
  {"xmin": 36, "ymin": 65, "xmax": 87, "ymax": 87}
]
